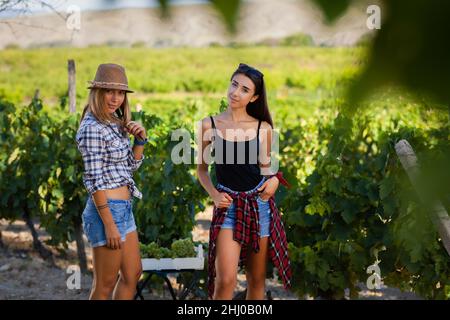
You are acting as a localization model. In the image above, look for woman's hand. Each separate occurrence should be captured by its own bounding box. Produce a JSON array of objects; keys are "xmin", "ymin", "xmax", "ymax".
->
[
  {"xmin": 211, "ymin": 190, "xmax": 233, "ymax": 208},
  {"xmin": 126, "ymin": 121, "xmax": 147, "ymax": 141},
  {"xmin": 104, "ymin": 222, "xmax": 122, "ymax": 250},
  {"xmin": 257, "ymin": 176, "xmax": 279, "ymax": 201}
]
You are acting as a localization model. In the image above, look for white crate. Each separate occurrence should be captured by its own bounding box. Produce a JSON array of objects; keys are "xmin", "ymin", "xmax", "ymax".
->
[{"xmin": 141, "ymin": 244, "xmax": 205, "ymax": 271}]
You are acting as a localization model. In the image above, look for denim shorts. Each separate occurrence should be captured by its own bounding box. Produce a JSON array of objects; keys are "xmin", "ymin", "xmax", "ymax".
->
[
  {"xmin": 218, "ymin": 178, "xmax": 272, "ymax": 238},
  {"xmin": 82, "ymin": 196, "xmax": 137, "ymax": 248}
]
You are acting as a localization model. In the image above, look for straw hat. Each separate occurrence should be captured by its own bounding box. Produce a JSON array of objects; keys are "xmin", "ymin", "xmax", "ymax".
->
[{"xmin": 87, "ymin": 63, "xmax": 134, "ymax": 93}]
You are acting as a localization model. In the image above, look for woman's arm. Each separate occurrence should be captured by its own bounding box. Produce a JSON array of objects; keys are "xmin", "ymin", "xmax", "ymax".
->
[
  {"xmin": 126, "ymin": 121, "xmax": 147, "ymax": 170},
  {"xmin": 257, "ymin": 122, "xmax": 280, "ymax": 199},
  {"xmin": 196, "ymin": 118, "xmax": 232, "ymax": 208},
  {"xmin": 127, "ymin": 121, "xmax": 147, "ymax": 159},
  {"xmin": 131, "ymin": 144, "xmax": 144, "ymax": 160},
  {"xmin": 91, "ymin": 190, "xmax": 122, "ymax": 250}
]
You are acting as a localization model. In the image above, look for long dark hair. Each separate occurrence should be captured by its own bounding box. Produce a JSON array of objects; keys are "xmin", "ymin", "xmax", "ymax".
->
[{"xmin": 231, "ymin": 63, "xmax": 273, "ymax": 128}]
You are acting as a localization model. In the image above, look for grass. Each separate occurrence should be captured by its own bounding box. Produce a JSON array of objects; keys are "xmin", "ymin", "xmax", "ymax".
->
[
  {"xmin": 0, "ymin": 45, "xmax": 446, "ymax": 129},
  {"xmin": 0, "ymin": 46, "xmax": 361, "ymax": 100}
]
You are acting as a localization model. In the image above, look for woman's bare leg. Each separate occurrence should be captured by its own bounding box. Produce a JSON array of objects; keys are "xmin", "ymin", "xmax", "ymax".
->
[
  {"xmin": 112, "ymin": 231, "xmax": 142, "ymax": 300},
  {"xmin": 213, "ymin": 229, "xmax": 241, "ymax": 300},
  {"xmin": 90, "ymin": 245, "xmax": 122, "ymax": 300},
  {"xmin": 245, "ymin": 236, "xmax": 269, "ymax": 300}
]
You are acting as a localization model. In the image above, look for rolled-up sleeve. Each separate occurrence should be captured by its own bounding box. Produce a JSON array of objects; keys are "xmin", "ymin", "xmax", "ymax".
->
[
  {"xmin": 76, "ymin": 124, "xmax": 106, "ymax": 195},
  {"xmin": 127, "ymin": 148, "xmax": 145, "ymax": 172}
]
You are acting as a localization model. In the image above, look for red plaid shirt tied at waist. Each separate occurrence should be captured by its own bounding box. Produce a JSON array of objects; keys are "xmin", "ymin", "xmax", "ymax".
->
[{"xmin": 207, "ymin": 181, "xmax": 292, "ymax": 298}]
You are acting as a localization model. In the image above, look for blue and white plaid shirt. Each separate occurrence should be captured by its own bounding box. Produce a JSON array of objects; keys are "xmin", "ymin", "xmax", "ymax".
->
[{"xmin": 76, "ymin": 112, "xmax": 144, "ymax": 199}]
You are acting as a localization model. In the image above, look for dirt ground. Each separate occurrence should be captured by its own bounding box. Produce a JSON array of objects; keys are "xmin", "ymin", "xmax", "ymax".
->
[{"xmin": 0, "ymin": 207, "xmax": 421, "ymax": 300}]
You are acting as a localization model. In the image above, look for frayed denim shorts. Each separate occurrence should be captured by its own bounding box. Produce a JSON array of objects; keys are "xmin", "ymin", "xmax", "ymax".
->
[
  {"xmin": 82, "ymin": 196, "xmax": 137, "ymax": 248},
  {"xmin": 218, "ymin": 178, "xmax": 272, "ymax": 238}
]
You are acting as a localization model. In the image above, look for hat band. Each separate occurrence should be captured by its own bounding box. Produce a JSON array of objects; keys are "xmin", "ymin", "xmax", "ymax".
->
[{"xmin": 89, "ymin": 80, "xmax": 129, "ymax": 88}]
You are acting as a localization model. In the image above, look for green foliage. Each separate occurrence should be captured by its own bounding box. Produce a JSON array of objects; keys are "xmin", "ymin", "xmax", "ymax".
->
[
  {"xmin": 0, "ymin": 98, "xmax": 52, "ymax": 221},
  {"xmin": 39, "ymin": 113, "xmax": 87, "ymax": 249},
  {"xmin": 280, "ymin": 104, "xmax": 450, "ymax": 299},
  {"xmin": 132, "ymin": 111, "xmax": 207, "ymax": 247}
]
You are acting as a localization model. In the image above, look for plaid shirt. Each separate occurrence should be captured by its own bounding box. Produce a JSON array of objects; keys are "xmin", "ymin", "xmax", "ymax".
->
[
  {"xmin": 76, "ymin": 112, "xmax": 144, "ymax": 199},
  {"xmin": 208, "ymin": 188, "xmax": 292, "ymax": 298}
]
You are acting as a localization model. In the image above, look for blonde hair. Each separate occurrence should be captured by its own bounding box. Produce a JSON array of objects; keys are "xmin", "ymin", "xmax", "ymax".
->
[{"xmin": 80, "ymin": 88, "xmax": 131, "ymax": 136}]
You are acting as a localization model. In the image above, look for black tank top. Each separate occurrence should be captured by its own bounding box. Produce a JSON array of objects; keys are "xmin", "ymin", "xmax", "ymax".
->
[{"xmin": 210, "ymin": 116, "xmax": 262, "ymax": 191}]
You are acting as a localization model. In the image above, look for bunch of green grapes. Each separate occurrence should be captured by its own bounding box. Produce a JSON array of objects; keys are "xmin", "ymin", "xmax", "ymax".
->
[
  {"xmin": 140, "ymin": 238, "xmax": 196, "ymax": 259},
  {"xmin": 140, "ymin": 242, "xmax": 163, "ymax": 259},
  {"xmin": 171, "ymin": 238, "xmax": 196, "ymax": 258},
  {"xmin": 161, "ymin": 247, "xmax": 175, "ymax": 258}
]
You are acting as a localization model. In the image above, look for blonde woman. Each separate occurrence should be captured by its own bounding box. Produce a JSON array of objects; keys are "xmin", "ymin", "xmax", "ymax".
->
[{"xmin": 76, "ymin": 63, "xmax": 148, "ymax": 300}]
